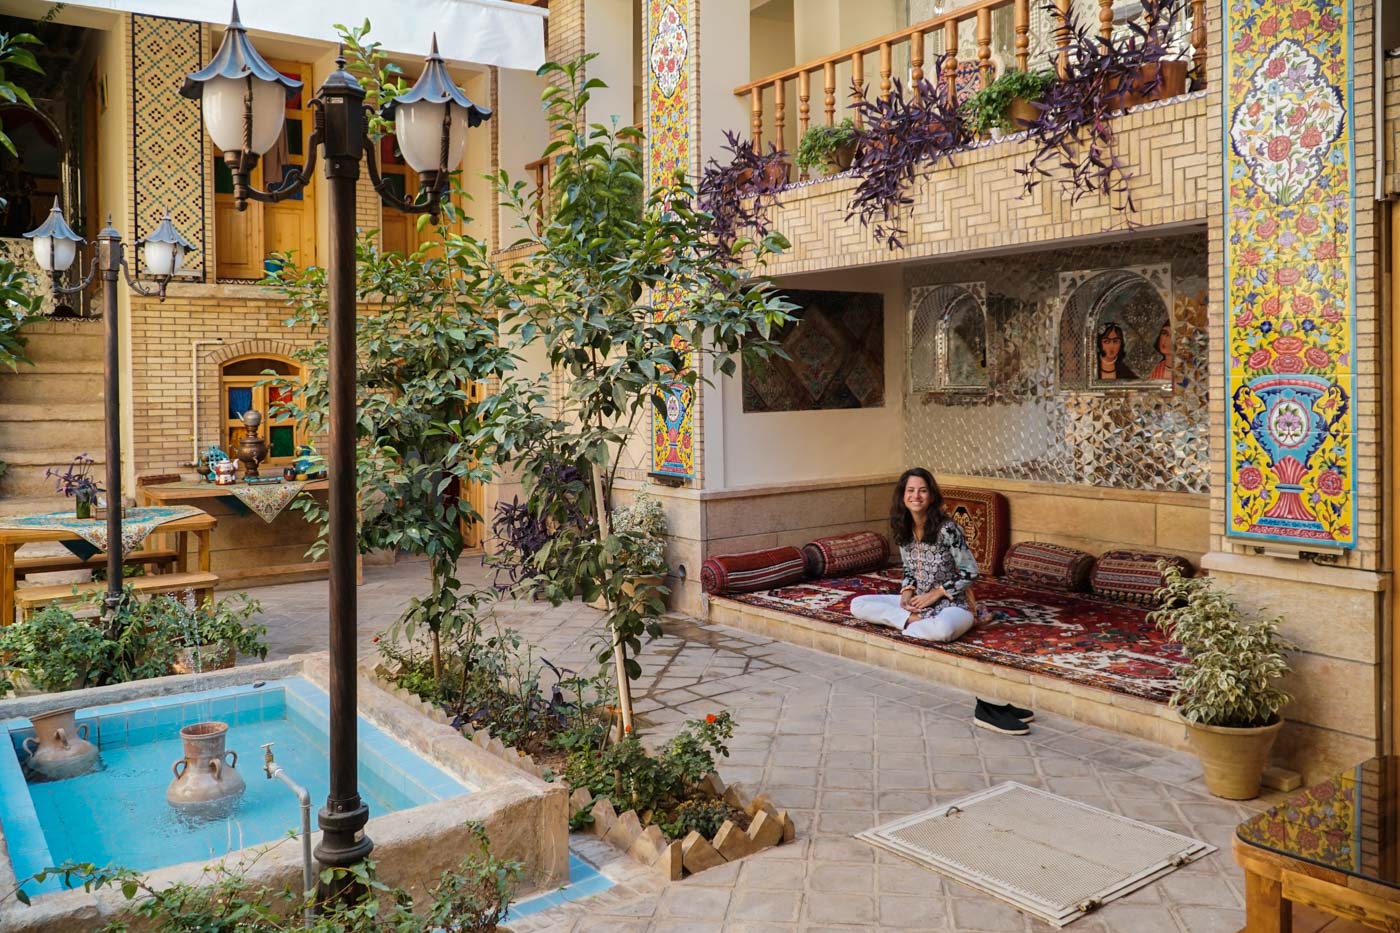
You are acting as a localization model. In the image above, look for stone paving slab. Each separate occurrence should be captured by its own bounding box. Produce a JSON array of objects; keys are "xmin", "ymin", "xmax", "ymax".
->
[{"xmin": 248, "ymin": 557, "xmax": 1277, "ymax": 932}]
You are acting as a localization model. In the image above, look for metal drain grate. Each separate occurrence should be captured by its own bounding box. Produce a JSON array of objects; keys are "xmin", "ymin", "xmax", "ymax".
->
[{"xmin": 857, "ymin": 782, "xmax": 1215, "ymax": 927}]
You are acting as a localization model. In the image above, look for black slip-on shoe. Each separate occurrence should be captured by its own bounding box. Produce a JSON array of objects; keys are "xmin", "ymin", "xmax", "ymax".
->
[
  {"xmin": 973, "ymin": 699, "xmax": 1030, "ymax": 735},
  {"xmin": 990, "ymin": 700, "xmax": 1034, "ymax": 723}
]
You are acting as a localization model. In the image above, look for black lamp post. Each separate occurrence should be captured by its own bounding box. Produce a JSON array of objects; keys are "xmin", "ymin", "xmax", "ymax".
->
[
  {"xmin": 23, "ymin": 204, "xmax": 192, "ymax": 618},
  {"xmin": 180, "ymin": 3, "xmax": 489, "ymax": 890}
]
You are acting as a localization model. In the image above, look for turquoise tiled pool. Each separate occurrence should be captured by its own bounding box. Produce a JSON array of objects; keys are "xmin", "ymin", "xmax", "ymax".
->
[{"xmin": 0, "ymin": 678, "xmax": 471, "ymax": 896}]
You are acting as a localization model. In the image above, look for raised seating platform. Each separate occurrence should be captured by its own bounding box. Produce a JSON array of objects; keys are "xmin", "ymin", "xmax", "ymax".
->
[{"xmin": 14, "ymin": 571, "xmax": 218, "ymax": 622}]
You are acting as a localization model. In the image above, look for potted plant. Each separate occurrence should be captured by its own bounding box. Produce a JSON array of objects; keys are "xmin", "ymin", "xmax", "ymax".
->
[
  {"xmin": 159, "ymin": 593, "xmax": 268, "ymax": 674},
  {"xmin": 796, "ymin": 118, "xmax": 860, "ymax": 177},
  {"xmin": 1150, "ymin": 564, "xmax": 1293, "ymax": 799},
  {"xmin": 47, "ymin": 453, "xmax": 101, "ymax": 519},
  {"xmin": 611, "ymin": 488, "xmax": 669, "ymax": 598},
  {"xmin": 963, "ymin": 70, "xmax": 1054, "ymax": 138},
  {"xmin": 698, "ymin": 130, "xmax": 791, "ymax": 249},
  {"xmin": 1105, "ymin": 0, "xmax": 1190, "ymax": 110}
]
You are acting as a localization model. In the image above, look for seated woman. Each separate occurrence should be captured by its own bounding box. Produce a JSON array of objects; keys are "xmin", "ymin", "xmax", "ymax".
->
[{"xmin": 851, "ymin": 468, "xmax": 978, "ymax": 643}]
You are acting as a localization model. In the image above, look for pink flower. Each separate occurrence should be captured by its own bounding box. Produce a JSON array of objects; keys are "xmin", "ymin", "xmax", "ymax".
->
[
  {"xmin": 1291, "ymin": 9, "xmax": 1312, "ymax": 29},
  {"xmin": 1262, "ymin": 296, "xmax": 1282, "ymax": 317},
  {"xmin": 1276, "ymin": 267, "xmax": 1301, "ymax": 286},
  {"xmin": 1233, "ymin": 34, "xmax": 1252, "ymax": 53},
  {"xmin": 1301, "ymin": 127, "xmax": 1323, "ymax": 148},
  {"xmin": 1241, "ymin": 247, "xmax": 1262, "ymax": 266},
  {"xmin": 1297, "ymin": 215, "xmax": 1319, "ymax": 234},
  {"xmin": 1239, "ymin": 466, "xmax": 1264, "ymax": 491},
  {"xmin": 1304, "ymin": 347, "xmax": 1331, "ymax": 368},
  {"xmin": 1236, "ymin": 308, "xmax": 1254, "ymax": 327},
  {"xmin": 1266, "ymin": 59, "xmax": 1287, "ymax": 79},
  {"xmin": 1321, "ymin": 303, "xmax": 1343, "ymax": 323},
  {"xmin": 1317, "ymin": 242, "xmax": 1338, "ymax": 259},
  {"xmin": 1268, "ymin": 136, "xmax": 1292, "ymax": 161},
  {"xmin": 1317, "ymin": 470, "xmax": 1344, "ymax": 496},
  {"xmin": 1320, "ymin": 14, "xmax": 1340, "ymax": 31},
  {"xmin": 1287, "ymin": 106, "xmax": 1307, "ymax": 125},
  {"xmin": 1248, "ymin": 348, "xmax": 1273, "ymax": 370},
  {"xmin": 1260, "ymin": 15, "xmax": 1279, "ymax": 35},
  {"xmin": 1257, "ymin": 218, "xmax": 1278, "ymax": 238},
  {"xmin": 1292, "ymin": 294, "xmax": 1314, "ymax": 314},
  {"xmin": 1273, "ymin": 354, "xmax": 1305, "ymax": 373},
  {"xmin": 1273, "ymin": 336, "xmax": 1305, "ymax": 354}
]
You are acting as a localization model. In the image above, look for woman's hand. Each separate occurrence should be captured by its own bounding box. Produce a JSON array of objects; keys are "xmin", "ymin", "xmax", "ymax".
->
[{"xmin": 908, "ymin": 588, "xmax": 947, "ymax": 611}]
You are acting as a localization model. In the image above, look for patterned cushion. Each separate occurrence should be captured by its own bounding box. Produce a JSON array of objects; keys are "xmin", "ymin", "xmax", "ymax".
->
[
  {"xmin": 802, "ymin": 532, "xmax": 890, "ymax": 578},
  {"xmin": 1003, "ymin": 542, "xmax": 1095, "ymax": 592},
  {"xmin": 701, "ymin": 547, "xmax": 808, "ymax": 595},
  {"xmin": 1090, "ymin": 550, "xmax": 1195, "ymax": 606},
  {"xmin": 940, "ymin": 486, "xmax": 1011, "ymax": 577}
]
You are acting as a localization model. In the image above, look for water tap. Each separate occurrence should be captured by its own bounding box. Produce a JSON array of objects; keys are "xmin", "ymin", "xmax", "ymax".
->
[{"xmin": 261, "ymin": 742, "xmax": 275, "ymax": 779}]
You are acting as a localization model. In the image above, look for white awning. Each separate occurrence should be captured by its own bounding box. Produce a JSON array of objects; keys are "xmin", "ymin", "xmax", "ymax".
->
[{"xmin": 61, "ymin": 0, "xmax": 547, "ymax": 71}]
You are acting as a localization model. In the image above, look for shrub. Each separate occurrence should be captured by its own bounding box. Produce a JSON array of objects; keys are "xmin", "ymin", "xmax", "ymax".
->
[
  {"xmin": 1150, "ymin": 564, "xmax": 1293, "ymax": 728},
  {"xmin": 611, "ymin": 489, "xmax": 668, "ymax": 576}
]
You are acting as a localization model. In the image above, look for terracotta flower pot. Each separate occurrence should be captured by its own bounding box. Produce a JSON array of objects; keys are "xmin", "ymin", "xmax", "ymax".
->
[
  {"xmin": 167, "ymin": 721, "xmax": 245, "ymax": 809},
  {"xmin": 761, "ymin": 160, "xmax": 791, "ymax": 187},
  {"xmin": 23, "ymin": 707, "xmax": 99, "ymax": 780},
  {"xmin": 1182, "ymin": 714, "xmax": 1283, "ymax": 800},
  {"xmin": 1108, "ymin": 59, "xmax": 1189, "ymax": 110},
  {"xmin": 1008, "ymin": 97, "xmax": 1040, "ymax": 130},
  {"xmin": 829, "ymin": 143, "xmax": 857, "ymax": 172},
  {"xmin": 171, "ymin": 642, "xmax": 237, "ymax": 675}
]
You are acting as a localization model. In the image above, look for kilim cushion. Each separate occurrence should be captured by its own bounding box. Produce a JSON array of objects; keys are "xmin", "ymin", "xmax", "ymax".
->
[
  {"xmin": 1090, "ymin": 550, "xmax": 1195, "ymax": 606},
  {"xmin": 802, "ymin": 531, "xmax": 890, "ymax": 579},
  {"xmin": 940, "ymin": 487, "xmax": 1011, "ymax": 577},
  {"xmin": 1003, "ymin": 542, "xmax": 1095, "ymax": 592},
  {"xmin": 701, "ymin": 547, "xmax": 808, "ymax": 595}
]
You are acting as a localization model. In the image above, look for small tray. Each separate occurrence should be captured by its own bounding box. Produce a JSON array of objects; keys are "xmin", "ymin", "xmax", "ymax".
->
[{"xmin": 242, "ymin": 477, "xmax": 285, "ymax": 486}]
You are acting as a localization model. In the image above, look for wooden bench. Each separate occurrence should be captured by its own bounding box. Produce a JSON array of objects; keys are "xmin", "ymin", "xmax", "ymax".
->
[
  {"xmin": 13, "ymin": 548, "xmax": 180, "ymax": 581},
  {"xmin": 14, "ymin": 571, "xmax": 219, "ymax": 623}
]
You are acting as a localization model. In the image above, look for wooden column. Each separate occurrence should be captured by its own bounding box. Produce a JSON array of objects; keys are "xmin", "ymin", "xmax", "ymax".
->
[
  {"xmin": 977, "ymin": 8, "xmax": 993, "ymax": 89},
  {"xmin": 1014, "ymin": 0, "xmax": 1030, "ymax": 72},
  {"xmin": 850, "ymin": 54, "xmax": 865, "ymax": 127},
  {"xmin": 1190, "ymin": 0, "xmax": 1208, "ymax": 88},
  {"xmin": 911, "ymin": 30, "xmax": 925, "ymax": 87},
  {"xmin": 750, "ymin": 86, "xmax": 763, "ymax": 148},
  {"xmin": 773, "ymin": 79, "xmax": 785, "ymax": 151},
  {"xmin": 880, "ymin": 42, "xmax": 893, "ymax": 100},
  {"xmin": 1099, "ymin": 0, "xmax": 1114, "ymax": 40},
  {"xmin": 942, "ymin": 19, "xmax": 958, "ymax": 105},
  {"xmin": 823, "ymin": 61, "xmax": 836, "ymax": 126}
]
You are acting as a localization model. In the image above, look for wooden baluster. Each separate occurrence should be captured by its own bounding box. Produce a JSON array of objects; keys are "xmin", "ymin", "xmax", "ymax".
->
[
  {"xmin": 977, "ymin": 8, "xmax": 993, "ymax": 90},
  {"xmin": 798, "ymin": 69, "xmax": 811, "ymax": 138},
  {"xmin": 880, "ymin": 42, "xmax": 893, "ymax": 100},
  {"xmin": 1054, "ymin": 0, "xmax": 1072, "ymax": 78},
  {"xmin": 851, "ymin": 53, "xmax": 865, "ymax": 128},
  {"xmin": 1099, "ymin": 0, "xmax": 1114, "ymax": 40},
  {"xmin": 942, "ymin": 19, "xmax": 958, "ymax": 106},
  {"xmin": 1190, "ymin": 0, "xmax": 1208, "ymax": 89},
  {"xmin": 774, "ymin": 79, "xmax": 786, "ymax": 152},
  {"xmin": 824, "ymin": 60, "xmax": 837, "ymax": 127},
  {"xmin": 1014, "ymin": 0, "xmax": 1030, "ymax": 72},
  {"xmin": 751, "ymin": 86, "xmax": 763, "ymax": 148},
  {"xmin": 911, "ymin": 29, "xmax": 925, "ymax": 88}
]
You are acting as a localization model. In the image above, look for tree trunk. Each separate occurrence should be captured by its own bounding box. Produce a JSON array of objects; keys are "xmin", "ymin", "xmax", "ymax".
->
[{"xmin": 590, "ymin": 463, "xmax": 635, "ymax": 735}]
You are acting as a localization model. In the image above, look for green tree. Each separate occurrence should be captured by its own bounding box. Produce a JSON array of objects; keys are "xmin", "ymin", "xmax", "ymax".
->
[
  {"xmin": 0, "ymin": 28, "xmax": 46, "ymax": 373},
  {"xmin": 489, "ymin": 56, "xmax": 794, "ymax": 729}
]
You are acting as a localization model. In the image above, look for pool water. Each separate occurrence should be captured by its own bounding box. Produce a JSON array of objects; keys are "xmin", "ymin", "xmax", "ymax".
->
[{"xmin": 0, "ymin": 678, "xmax": 470, "ymax": 895}]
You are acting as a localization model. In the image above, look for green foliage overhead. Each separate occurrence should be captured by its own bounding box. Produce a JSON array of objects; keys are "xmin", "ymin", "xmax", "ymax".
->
[
  {"xmin": 962, "ymin": 69, "xmax": 1053, "ymax": 136},
  {"xmin": 1150, "ymin": 564, "xmax": 1293, "ymax": 728},
  {"xmin": 0, "ymin": 256, "xmax": 41, "ymax": 372},
  {"xmin": 0, "ymin": 30, "xmax": 42, "ymax": 158},
  {"xmin": 795, "ymin": 118, "xmax": 858, "ymax": 174}
]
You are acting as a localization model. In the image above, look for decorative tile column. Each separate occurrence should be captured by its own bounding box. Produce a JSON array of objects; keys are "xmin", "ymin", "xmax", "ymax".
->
[
  {"xmin": 1223, "ymin": 0, "xmax": 1356, "ymax": 548},
  {"xmin": 646, "ymin": 0, "xmax": 698, "ymax": 480}
]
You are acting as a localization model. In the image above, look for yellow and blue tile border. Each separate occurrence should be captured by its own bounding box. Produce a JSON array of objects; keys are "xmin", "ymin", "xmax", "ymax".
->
[{"xmin": 1224, "ymin": 0, "xmax": 1357, "ymax": 548}]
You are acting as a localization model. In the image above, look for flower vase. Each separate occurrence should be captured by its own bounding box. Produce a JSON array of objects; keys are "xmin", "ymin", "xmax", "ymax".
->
[
  {"xmin": 1237, "ymin": 374, "xmax": 1332, "ymax": 538},
  {"xmin": 74, "ymin": 498, "xmax": 92, "ymax": 520},
  {"xmin": 23, "ymin": 707, "xmax": 99, "ymax": 780}
]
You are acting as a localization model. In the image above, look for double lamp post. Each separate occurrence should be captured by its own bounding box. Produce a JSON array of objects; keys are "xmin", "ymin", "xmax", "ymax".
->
[{"xmin": 26, "ymin": 2, "xmax": 490, "ymax": 884}]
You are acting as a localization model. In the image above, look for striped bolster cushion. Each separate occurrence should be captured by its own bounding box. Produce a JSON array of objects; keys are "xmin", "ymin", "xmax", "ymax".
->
[
  {"xmin": 701, "ymin": 547, "xmax": 808, "ymax": 595},
  {"xmin": 802, "ymin": 531, "xmax": 890, "ymax": 578},
  {"xmin": 1090, "ymin": 550, "xmax": 1194, "ymax": 606},
  {"xmin": 1003, "ymin": 542, "xmax": 1095, "ymax": 592}
]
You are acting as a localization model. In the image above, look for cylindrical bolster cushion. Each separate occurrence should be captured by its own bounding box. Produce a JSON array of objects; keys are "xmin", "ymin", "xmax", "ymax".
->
[
  {"xmin": 1003, "ymin": 541, "xmax": 1095, "ymax": 592},
  {"xmin": 801, "ymin": 531, "xmax": 890, "ymax": 578},
  {"xmin": 1090, "ymin": 550, "xmax": 1195, "ymax": 606},
  {"xmin": 701, "ymin": 546, "xmax": 807, "ymax": 595}
]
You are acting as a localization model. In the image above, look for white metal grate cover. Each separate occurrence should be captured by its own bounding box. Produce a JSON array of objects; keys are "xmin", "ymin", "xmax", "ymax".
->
[{"xmin": 856, "ymin": 782, "xmax": 1215, "ymax": 927}]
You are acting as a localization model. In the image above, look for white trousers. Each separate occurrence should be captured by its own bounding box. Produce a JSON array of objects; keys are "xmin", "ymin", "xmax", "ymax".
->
[{"xmin": 850, "ymin": 594, "xmax": 976, "ymax": 643}]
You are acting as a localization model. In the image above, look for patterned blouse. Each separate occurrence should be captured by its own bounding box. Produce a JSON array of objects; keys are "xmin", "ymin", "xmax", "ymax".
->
[{"xmin": 899, "ymin": 517, "xmax": 980, "ymax": 614}]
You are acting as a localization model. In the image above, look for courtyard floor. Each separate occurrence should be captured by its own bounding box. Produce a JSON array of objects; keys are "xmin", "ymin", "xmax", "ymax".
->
[{"xmin": 252, "ymin": 556, "xmax": 1319, "ymax": 933}]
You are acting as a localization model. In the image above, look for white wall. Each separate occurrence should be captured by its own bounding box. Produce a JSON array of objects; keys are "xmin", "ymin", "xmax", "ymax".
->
[
  {"xmin": 585, "ymin": 0, "xmax": 637, "ymax": 127},
  {"xmin": 719, "ymin": 265, "xmax": 905, "ymax": 487},
  {"xmin": 495, "ymin": 67, "xmax": 551, "ymax": 247}
]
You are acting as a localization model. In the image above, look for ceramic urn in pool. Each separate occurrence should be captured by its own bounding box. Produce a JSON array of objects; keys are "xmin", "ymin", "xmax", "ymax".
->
[
  {"xmin": 167, "ymin": 721, "xmax": 245, "ymax": 808},
  {"xmin": 23, "ymin": 707, "xmax": 98, "ymax": 780}
]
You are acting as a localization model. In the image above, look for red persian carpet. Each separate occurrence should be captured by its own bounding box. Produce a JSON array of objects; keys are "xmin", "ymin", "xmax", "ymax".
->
[{"xmin": 721, "ymin": 568, "xmax": 1184, "ymax": 702}]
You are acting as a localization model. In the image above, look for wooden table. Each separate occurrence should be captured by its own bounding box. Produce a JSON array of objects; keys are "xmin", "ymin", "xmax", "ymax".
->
[
  {"xmin": 1235, "ymin": 756, "xmax": 1400, "ymax": 931},
  {"xmin": 0, "ymin": 509, "xmax": 217, "ymax": 627}
]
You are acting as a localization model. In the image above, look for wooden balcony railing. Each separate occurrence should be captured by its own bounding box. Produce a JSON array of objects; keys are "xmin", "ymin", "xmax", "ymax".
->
[
  {"xmin": 734, "ymin": 0, "xmax": 1208, "ymax": 152},
  {"xmin": 524, "ymin": 155, "xmax": 551, "ymax": 233}
]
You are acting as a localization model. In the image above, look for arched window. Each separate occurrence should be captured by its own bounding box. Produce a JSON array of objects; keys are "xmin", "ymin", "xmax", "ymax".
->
[
  {"xmin": 1057, "ymin": 265, "xmax": 1172, "ymax": 391},
  {"xmin": 220, "ymin": 355, "xmax": 305, "ymax": 463},
  {"xmin": 909, "ymin": 282, "xmax": 990, "ymax": 394}
]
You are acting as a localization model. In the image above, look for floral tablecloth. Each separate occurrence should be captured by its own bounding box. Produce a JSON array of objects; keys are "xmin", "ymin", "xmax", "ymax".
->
[
  {"xmin": 151, "ymin": 480, "xmax": 309, "ymax": 523},
  {"xmin": 0, "ymin": 505, "xmax": 205, "ymax": 559}
]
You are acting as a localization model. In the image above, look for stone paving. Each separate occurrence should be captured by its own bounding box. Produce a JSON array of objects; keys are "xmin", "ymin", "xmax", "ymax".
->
[{"xmin": 251, "ymin": 556, "xmax": 1271, "ymax": 932}]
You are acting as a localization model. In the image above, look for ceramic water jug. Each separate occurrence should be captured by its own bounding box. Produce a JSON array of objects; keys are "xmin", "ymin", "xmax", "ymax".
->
[
  {"xmin": 167, "ymin": 721, "xmax": 245, "ymax": 808},
  {"xmin": 23, "ymin": 707, "xmax": 98, "ymax": 780}
]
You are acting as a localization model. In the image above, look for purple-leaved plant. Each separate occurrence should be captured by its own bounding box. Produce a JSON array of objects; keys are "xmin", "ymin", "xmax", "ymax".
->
[
  {"xmin": 47, "ymin": 453, "xmax": 102, "ymax": 504},
  {"xmin": 697, "ymin": 130, "xmax": 790, "ymax": 251}
]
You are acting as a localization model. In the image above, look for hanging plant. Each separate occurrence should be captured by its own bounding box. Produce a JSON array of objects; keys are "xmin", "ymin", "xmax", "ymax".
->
[
  {"xmin": 1017, "ymin": 0, "xmax": 1189, "ymax": 218},
  {"xmin": 795, "ymin": 117, "xmax": 860, "ymax": 176},
  {"xmin": 846, "ymin": 64, "xmax": 969, "ymax": 251},
  {"xmin": 962, "ymin": 69, "xmax": 1054, "ymax": 137},
  {"xmin": 697, "ymin": 130, "xmax": 791, "ymax": 250}
]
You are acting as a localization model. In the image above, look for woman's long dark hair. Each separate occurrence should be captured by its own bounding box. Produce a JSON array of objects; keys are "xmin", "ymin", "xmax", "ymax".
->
[{"xmin": 889, "ymin": 467, "xmax": 945, "ymax": 546}]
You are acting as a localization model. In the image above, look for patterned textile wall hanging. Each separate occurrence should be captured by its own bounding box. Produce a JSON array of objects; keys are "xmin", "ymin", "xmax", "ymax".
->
[
  {"xmin": 647, "ymin": 0, "xmax": 695, "ymax": 478},
  {"xmin": 1224, "ymin": 0, "xmax": 1355, "ymax": 548},
  {"xmin": 905, "ymin": 234, "xmax": 1210, "ymax": 494},
  {"xmin": 131, "ymin": 15, "xmax": 206, "ymax": 280},
  {"xmin": 743, "ymin": 290, "xmax": 885, "ymax": 412}
]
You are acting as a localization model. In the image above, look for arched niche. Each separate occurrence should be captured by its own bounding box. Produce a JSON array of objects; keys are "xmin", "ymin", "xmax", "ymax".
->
[
  {"xmin": 908, "ymin": 282, "xmax": 990, "ymax": 395},
  {"xmin": 1057, "ymin": 264, "xmax": 1172, "ymax": 391}
]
